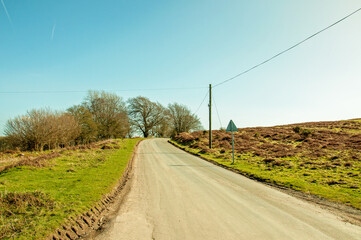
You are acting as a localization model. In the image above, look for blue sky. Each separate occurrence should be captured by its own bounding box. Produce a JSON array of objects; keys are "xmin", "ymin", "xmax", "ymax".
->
[{"xmin": 1, "ymin": 0, "xmax": 361, "ymax": 134}]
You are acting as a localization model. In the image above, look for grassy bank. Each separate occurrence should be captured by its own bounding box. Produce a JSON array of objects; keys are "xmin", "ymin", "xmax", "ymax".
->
[
  {"xmin": 0, "ymin": 138, "xmax": 141, "ymax": 239},
  {"xmin": 171, "ymin": 119, "xmax": 361, "ymax": 210}
]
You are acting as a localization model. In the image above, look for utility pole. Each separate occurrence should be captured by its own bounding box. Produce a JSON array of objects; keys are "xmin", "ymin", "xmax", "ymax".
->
[{"xmin": 209, "ymin": 84, "xmax": 212, "ymax": 149}]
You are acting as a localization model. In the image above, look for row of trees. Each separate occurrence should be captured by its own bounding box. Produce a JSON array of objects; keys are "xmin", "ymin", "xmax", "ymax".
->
[
  {"xmin": 127, "ymin": 97, "xmax": 202, "ymax": 138},
  {"xmin": 5, "ymin": 110, "xmax": 80, "ymax": 151},
  {"xmin": 4, "ymin": 91, "xmax": 201, "ymax": 151}
]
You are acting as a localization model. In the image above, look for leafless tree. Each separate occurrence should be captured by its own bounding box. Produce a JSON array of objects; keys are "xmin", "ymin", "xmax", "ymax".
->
[
  {"xmin": 151, "ymin": 117, "xmax": 172, "ymax": 137},
  {"xmin": 127, "ymin": 96, "xmax": 165, "ymax": 137},
  {"xmin": 68, "ymin": 105, "xmax": 98, "ymax": 144},
  {"xmin": 167, "ymin": 103, "xmax": 201, "ymax": 136},
  {"xmin": 83, "ymin": 91, "xmax": 129, "ymax": 139},
  {"xmin": 4, "ymin": 109, "xmax": 80, "ymax": 151},
  {"xmin": 53, "ymin": 113, "xmax": 80, "ymax": 148},
  {"xmin": 4, "ymin": 115, "xmax": 31, "ymax": 150}
]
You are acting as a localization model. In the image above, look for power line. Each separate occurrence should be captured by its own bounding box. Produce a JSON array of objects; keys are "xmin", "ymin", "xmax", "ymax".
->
[
  {"xmin": 213, "ymin": 6, "xmax": 361, "ymax": 88},
  {"xmin": 212, "ymin": 94, "xmax": 223, "ymax": 129},
  {"xmin": 194, "ymin": 90, "xmax": 209, "ymax": 115},
  {"xmin": 0, "ymin": 86, "xmax": 207, "ymax": 94}
]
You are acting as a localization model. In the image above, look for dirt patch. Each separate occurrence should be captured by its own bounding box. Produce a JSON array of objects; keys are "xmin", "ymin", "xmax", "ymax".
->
[{"xmin": 47, "ymin": 140, "xmax": 142, "ymax": 240}]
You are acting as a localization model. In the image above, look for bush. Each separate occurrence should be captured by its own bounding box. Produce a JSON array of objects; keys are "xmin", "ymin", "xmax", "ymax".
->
[
  {"xmin": 4, "ymin": 109, "xmax": 80, "ymax": 151},
  {"xmin": 293, "ymin": 126, "xmax": 312, "ymax": 138},
  {"xmin": 293, "ymin": 126, "xmax": 301, "ymax": 134},
  {"xmin": 0, "ymin": 137, "xmax": 10, "ymax": 152},
  {"xmin": 173, "ymin": 132, "xmax": 196, "ymax": 144},
  {"xmin": 301, "ymin": 128, "xmax": 312, "ymax": 138}
]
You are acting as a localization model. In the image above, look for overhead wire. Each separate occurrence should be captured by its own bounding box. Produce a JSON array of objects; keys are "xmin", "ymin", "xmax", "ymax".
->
[
  {"xmin": 0, "ymin": 86, "xmax": 207, "ymax": 94},
  {"xmin": 212, "ymin": 94, "xmax": 223, "ymax": 129},
  {"xmin": 213, "ymin": 6, "xmax": 361, "ymax": 88},
  {"xmin": 193, "ymin": 90, "xmax": 209, "ymax": 115},
  {"xmin": 2, "ymin": 6, "xmax": 360, "ymax": 126}
]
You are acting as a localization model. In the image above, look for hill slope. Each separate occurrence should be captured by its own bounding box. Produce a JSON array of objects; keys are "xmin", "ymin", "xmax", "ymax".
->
[{"xmin": 172, "ymin": 119, "xmax": 361, "ymax": 210}]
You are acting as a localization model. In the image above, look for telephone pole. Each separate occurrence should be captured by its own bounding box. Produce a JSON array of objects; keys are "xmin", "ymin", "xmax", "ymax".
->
[{"xmin": 209, "ymin": 84, "xmax": 212, "ymax": 149}]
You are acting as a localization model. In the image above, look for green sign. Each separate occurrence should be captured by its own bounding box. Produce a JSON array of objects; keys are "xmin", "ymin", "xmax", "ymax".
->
[
  {"xmin": 226, "ymin": 120, "xmax": 238, "ymax": 164},
  {"xmin": 226, "ymin": 120, "xmax": 238, "ymax": 132}
]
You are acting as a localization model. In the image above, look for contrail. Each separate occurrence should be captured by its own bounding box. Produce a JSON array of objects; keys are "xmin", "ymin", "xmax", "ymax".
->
[
  {"xmin": 1, "ymin": 0, "xmax": 13, "ymax": 26},
  {"xmin": 51, "ymin": 24, "xmax": 56, "ymax": 40}
]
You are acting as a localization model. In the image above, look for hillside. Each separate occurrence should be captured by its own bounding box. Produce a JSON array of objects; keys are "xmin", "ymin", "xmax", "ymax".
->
[{"xmin": 172, "ymin": 119, "xmax": 361, "ymax": 210}]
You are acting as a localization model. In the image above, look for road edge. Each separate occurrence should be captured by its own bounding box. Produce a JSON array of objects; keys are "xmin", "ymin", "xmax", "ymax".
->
[
  {"xmin": 48, "ymin": 139, "xmax": 143, "ymax": 240},
  {"xmin": 168, "ymin": 139, "xmax": 361, "ymax": 227}
]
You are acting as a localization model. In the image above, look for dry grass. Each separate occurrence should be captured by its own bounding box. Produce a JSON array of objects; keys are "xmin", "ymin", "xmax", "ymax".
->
[
  {"xmin": 0, "ymin": 139, "xmax": 121, "ymax": 173},
  {"xmin": 172, "ymin": 119, "xmax": 361, "ymax": 209},
  {"xmin": 0, "ymin": 191, "xmax": 56, "ymax": 239},
  {"xmin": 174, "ymin": 119, "xmax": 361, "ymax": 162}
]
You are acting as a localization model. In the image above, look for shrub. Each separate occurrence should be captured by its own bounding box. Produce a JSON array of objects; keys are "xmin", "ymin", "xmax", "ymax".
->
[
  {"xmin": 173, "ymin": 132, "xmax": 195, "ymax": 144},
  {"xmin": 293, "ymin": 126, "xmax": 301, "ymax": 134},
  {"xmin": 4, "ymin": 109, "xmax": 80, "ymax": 151},
  {"xmin": 293, "ymin": 126, "xmax": 312, "ymax": 138},
  {"xmin": 0, "ymin": 137, "xmax": 10, "ymax": 152},
  {"xmin": 301, "ymin": 128, "xmax": 312, "ymax": 138}
]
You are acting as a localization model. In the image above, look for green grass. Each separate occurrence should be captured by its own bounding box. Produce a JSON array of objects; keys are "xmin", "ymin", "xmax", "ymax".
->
[
  {"xmin": 170, "ymin": 140, "xmax": 361, "ymax": 210},
  {"xmin": 0, "ymin": 138, "xmax": 141, "ymax": 239}
]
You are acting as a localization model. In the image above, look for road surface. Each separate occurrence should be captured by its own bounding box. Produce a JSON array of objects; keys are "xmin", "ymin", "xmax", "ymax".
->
[{"xmin": 96, "ymin": 138, "xmax": 361, "ymax": 240}]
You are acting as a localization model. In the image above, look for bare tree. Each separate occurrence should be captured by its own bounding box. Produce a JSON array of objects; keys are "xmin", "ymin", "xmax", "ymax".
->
[
  {"xmin": 83, "ymin": 91, "xmax": 129, "ymax": 139},
  {"xmin": 4, "ymin": 91, "xmax": 129, "ymax": 151},
  {"xmin": 18, "ymin": 109, "xmax": 52, "ymax": 151},
  {"xmin": 127, "ymin": 96, "xmax": 165, "ymax": 137},
  {"xmin": 4, "ymin": 115, "xmax": 32, "ymax": 150},
  {"xmin": 68, "ymin": 105, "xmax": 98, "ymax": 144},
  {"xmin": 54, "ymin": 113, "xmax": 80, "ymax": 148},
  {"xmin": 4, "ymin": 109, "xmax": 80, "ymax": 151},
  {"xmin": 167, "ymin": 103, "xmax": 201, "ymax": 136},
  {"xmin": 152, "ymin": 118, "xmax": 172, "ymax": 137}
]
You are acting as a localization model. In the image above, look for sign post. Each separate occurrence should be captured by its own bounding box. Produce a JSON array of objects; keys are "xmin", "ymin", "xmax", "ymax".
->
[{"xmin": 226, "ymin": 120, "xmax": 238, "ymax": 164}]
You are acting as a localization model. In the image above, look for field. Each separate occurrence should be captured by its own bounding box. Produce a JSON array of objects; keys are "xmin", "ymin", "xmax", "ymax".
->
[
  {"xmin": 0, "ymin": 139, "xmax": 141, "ymax": 239},
  {"xmin": 171, "ymin": 119, "xmax": 361, "ymax": 210}
]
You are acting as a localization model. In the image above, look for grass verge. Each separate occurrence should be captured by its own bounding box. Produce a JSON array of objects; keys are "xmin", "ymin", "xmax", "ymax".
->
[
  {"xmin": 0, "ymin": 138, "xmax": 141, "ymax": 239},
  {"xmin": 169, "ymin": 139, "xmax": 361, "ymax": 210}
]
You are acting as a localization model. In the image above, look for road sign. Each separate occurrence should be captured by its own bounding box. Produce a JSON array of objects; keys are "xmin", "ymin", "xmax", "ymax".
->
[
  {"xmin": 226, "ymin": 120, "xmax": 238, "ymax": 164},
  {"xmin": 226, "ymin": 120, "xmax": 238, "ymax": 132}
]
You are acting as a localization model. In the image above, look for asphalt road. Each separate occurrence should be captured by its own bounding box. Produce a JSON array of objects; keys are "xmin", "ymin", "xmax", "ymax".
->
[{"xmin": 96, "ymin": 138, "xmax": 361, "ymax": 240}]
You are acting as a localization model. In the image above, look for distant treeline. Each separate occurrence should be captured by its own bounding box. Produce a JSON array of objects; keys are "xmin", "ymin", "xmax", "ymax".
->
[{"xmin": 2, "ymin": 91, "xmax": 201, "ymax": 151}]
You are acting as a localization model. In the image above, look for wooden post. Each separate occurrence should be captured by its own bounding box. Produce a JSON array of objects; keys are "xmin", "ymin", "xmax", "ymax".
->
[{"xmin": 209, "ymin": 84, "xmax": 212, "ymax": 149}]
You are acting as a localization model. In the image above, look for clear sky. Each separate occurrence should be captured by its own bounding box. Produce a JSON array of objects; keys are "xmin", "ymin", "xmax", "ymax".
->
[{"xmin": 1, "ymin": 0, "xmax": 361, "ymax": 135}]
